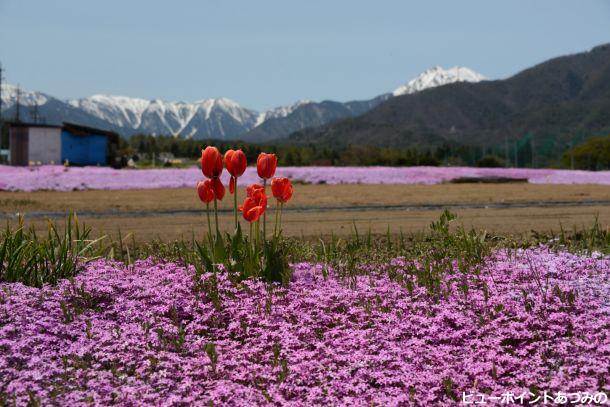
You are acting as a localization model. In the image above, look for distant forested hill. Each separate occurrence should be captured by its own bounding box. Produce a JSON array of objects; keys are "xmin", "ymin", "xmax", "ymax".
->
[{"xmin": 288, "ymin": 44, "xmax": 610, "ymax": 151}]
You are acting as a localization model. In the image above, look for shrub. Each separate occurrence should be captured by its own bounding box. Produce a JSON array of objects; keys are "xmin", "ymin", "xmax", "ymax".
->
[
  {"xmin": 562, "ymin": 135, "xmax": 610, "ymax": 170},
  {"xmin": 476, "ymin": 155, "xmax": 505, "ymax": 168}
]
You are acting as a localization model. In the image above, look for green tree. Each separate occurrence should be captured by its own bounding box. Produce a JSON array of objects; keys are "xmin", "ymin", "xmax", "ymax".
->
[{"xmin": 562, "ymin": 135, "xmax": 610, "ymax": 170}]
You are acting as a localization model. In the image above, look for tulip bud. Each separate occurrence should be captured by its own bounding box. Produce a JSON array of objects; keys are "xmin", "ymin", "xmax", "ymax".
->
[
  {"xmin": 196, "ymin": 180, "xmax": 215, "ymax": 203},
  {"xmin": 256, "ymin": 153, "xmax": 277, "ymax": 179},
  {"xmin": 224, "ymin": 149, "xmax": 247, "ymax": 178},
  {"xmin": 271, "ymin": 177, "xmax": 293, "ymax": 203},
  {"xmin": 201, "ymin": 146, "xmax": 223, "ymax": 178}
]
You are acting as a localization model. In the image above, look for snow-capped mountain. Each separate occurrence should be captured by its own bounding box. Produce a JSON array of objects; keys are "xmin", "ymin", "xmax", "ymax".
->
[
  {"xmin": 1, "ymin": 84, "xmax": 51, "ymax": 108},
  {"xmin": 255, "ymin": 100, "xmax": 312, "ymax": 127},
  {"xmin": 1, "ymin": 85, "xmax": 263, "ymax": 138},
  {"xmin": 0, "ymin": 66, "xmax": 485, "ymax": 140},
  {"xmin": 392, "ymin": 66, "xmax": 485, "ymax": 96},
  {"xmin": 68, "ymin": 95, "xmax": 260, "ymax": 138}
]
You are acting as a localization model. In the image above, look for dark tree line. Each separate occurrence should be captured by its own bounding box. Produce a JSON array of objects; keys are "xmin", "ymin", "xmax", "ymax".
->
[
  {"xmin": 113, "ymin": 133, "xmax": 610, "ymax": 169},
  {"xmin": 120, "ymin": 135, "xmax": 443, "ymax": 167}
]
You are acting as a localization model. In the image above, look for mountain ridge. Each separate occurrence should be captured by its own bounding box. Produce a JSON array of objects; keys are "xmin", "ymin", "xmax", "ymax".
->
[{"xmin": 0, "ymin": 66, "xmax": 485, "ymax": 140}]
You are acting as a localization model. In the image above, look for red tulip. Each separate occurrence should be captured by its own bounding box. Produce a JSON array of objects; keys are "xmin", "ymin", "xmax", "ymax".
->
[
  {"xmin": 239, "ymin": 185, "xmax": 267, "ymax": 223},
  {"xmin": 196, "ymin": 180, "xmax": 215, "ymax": 204},
  {"xmin": 271, "ymin": 177, "xmax": 293, "ymax": 203},
  {"xmin": 256, "ymin": 153, "xmax": 277, "ymax": 179},
  {"xmin": 246, "ymin": 183, "xmax": 265, "ymax": 198},
  {"xmin": 239, "ymin": 197, "xmax": 266, "ymax": 223},
  {"xmin": 224, "ymin": 149, "xmax": 248, "ymax": 225},
  {"xmin": 224, "ymin": 149, "xmax": 247, "ymax": 178},
  {"xmin": 211, "ymin": 178, "xmax": 225, "ymax": 201},
  {"xmin": 201, "ymin": 146, "xmax": 223, "ymax": 178}
]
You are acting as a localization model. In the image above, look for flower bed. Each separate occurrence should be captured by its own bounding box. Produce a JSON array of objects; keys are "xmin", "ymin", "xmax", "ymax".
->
[
  {"xmin": 1, "ymin": 248, "xmax": 609, "ymax": 405},
  {"xmin": 1, "ymin": 165, "xmax": 609, "ymax": 191}
]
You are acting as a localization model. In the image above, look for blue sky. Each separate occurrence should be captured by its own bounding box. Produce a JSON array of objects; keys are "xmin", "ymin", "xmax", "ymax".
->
[{"xmin": 0, "ymin": 0, "xmax": 608, "ymax": 110}]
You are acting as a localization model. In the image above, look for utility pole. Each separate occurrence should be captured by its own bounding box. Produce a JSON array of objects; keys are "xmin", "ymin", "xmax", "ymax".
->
[
  {"xmin": 15, "ymin": 86, "xmax": 21, "ymax": 122},
  {"xmin": 0, "ymin": 62, "xmax": 4, "ymax": 129}
]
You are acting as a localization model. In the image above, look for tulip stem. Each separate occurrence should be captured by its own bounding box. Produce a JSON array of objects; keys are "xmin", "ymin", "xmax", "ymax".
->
[
  {"xmin": 273, "ymin": 202, "xmax": 279, "ymax": 238},
  {"xmin": 206, "ymin": 202, "xmax": 212, "ymax": 243},
  {"xmin": 262, "ymin": 179, "xmax": 267, "ymax": 239},
  {"xmin": 279, "ymin": 202, "xmax": 284, "ymax": 236},
  {"xmin": 213, "ymin": 196, "xmax": 219, "ymax": 237},
  {"xmin": 255, "ymin": 220, "xmax": 260, "ymax": 250},
  {"xmin": 249, "ymin": 221, "xmax": 253, "ymax": 247},
  {"xmin": 233, "ymin": 177, "xmax": 238, "ymax": 229}
]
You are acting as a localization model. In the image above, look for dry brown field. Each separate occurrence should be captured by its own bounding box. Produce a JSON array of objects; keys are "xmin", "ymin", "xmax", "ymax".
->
[{"xmin": 0, "ymin": 183, "xmax": 608, "ymax": 241}]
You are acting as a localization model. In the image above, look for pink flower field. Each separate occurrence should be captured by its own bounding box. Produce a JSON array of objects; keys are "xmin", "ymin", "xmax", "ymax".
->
[
  {"xmin": 1, "ymin": 165, "xmax": 609, "ymax": 192},
  {"xmin": 1, "ymin": 248, "xmax": 609, "ymax": 405}
]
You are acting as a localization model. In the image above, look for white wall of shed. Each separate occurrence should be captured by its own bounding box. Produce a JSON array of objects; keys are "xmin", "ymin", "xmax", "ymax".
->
[{"xmin": 28, "ymin": 127, "xmax": 62, "ymax": 164}]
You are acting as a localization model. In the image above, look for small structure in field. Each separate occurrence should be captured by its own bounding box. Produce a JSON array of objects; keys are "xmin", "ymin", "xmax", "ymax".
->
[
  {"xmin": 61, "ymin": 122, "xmax": 119, "ymax": 166},
  {"xmin": 450, "ymin": 176, "xmax": 528, "ymax": 184},
  {"xmin": 5, "ymin": 121, "xmax": 119, "ymax": 166}
]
